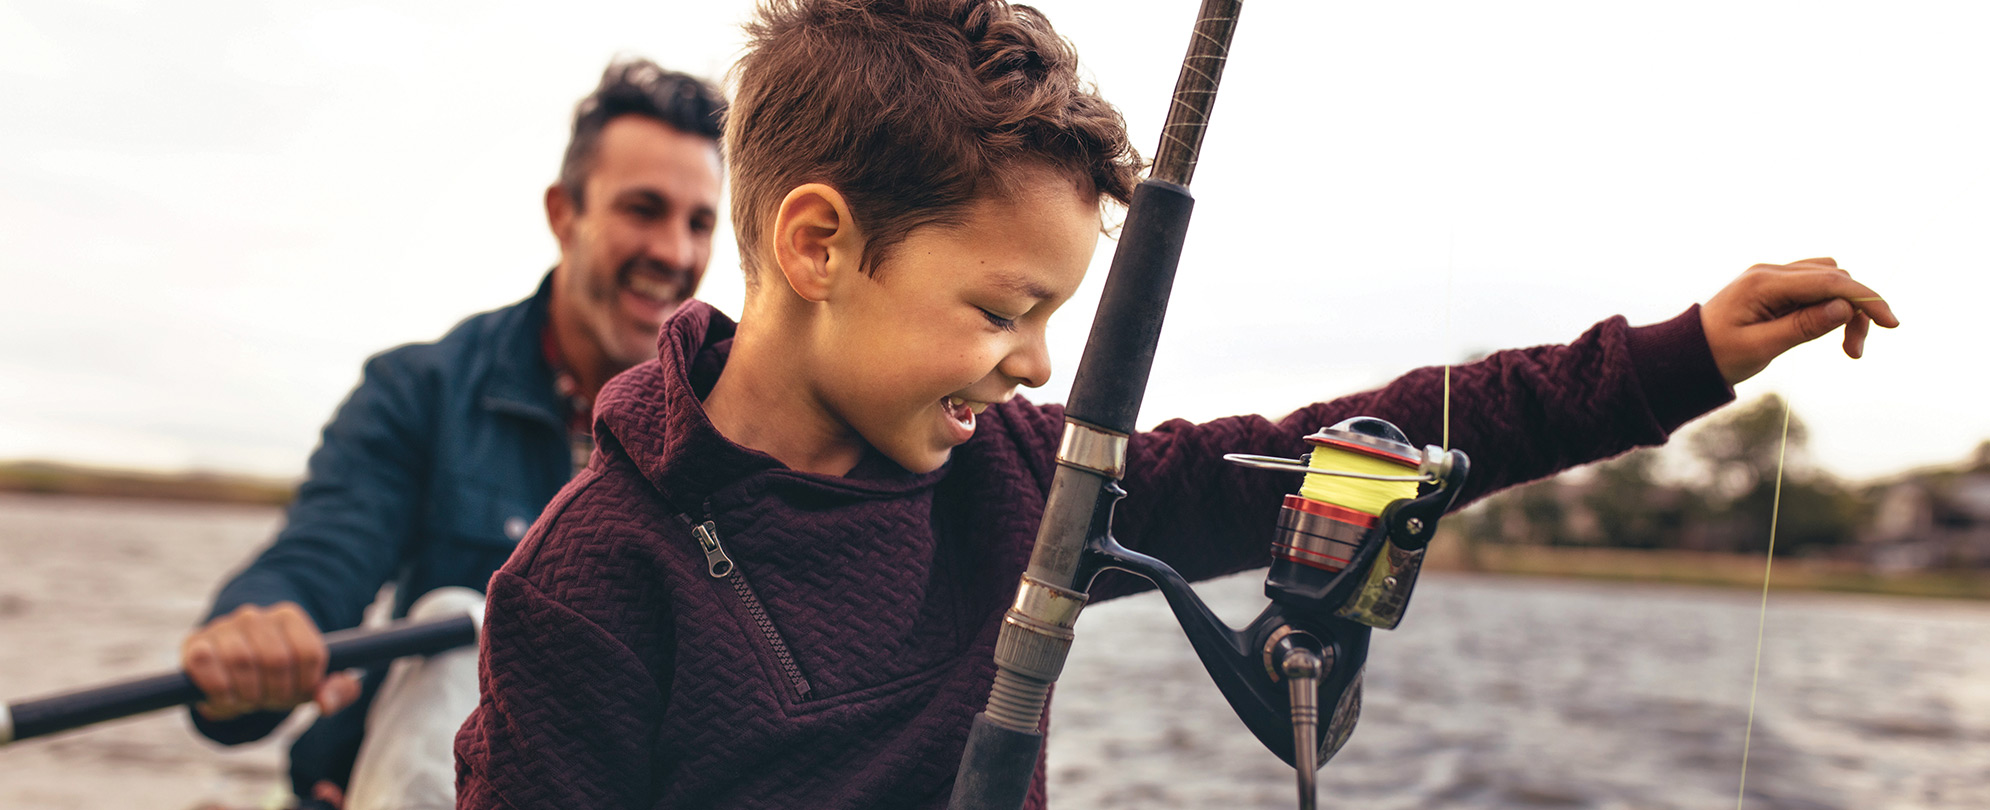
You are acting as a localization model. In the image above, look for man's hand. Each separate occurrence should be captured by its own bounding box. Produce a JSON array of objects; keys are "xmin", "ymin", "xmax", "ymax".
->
[
  {"xmin": 181, "ymin": 602, "xmax": 361, "ymax": 722},
  {"xmin": 1701, "ymin": 257, "xmax": 1900, "ymax": 385}
]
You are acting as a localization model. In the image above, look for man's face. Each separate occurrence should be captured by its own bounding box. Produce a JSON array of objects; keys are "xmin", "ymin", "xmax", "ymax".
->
[{"xmin": 549, "ymin": 116, "xmax": 722, "ymax": 372}]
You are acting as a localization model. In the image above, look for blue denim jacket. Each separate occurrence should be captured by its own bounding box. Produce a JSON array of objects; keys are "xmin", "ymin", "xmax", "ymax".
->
[{"xmin": 193, "ymin": 274, "xmax": 572, "ymax": 792}]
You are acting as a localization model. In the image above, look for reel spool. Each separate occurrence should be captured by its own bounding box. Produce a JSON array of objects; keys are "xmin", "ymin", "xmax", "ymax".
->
[{"xmin": 1276, "ymin": 419, "xmax": 1424, "ymax": 576}]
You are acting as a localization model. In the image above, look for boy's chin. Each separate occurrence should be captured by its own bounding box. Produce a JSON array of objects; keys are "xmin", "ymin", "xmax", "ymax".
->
[{"xmin": 873, "ymin": 442, "xmax": 954, "ymax": 475}]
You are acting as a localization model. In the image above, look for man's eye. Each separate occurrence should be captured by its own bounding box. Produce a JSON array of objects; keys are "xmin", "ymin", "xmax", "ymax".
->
[
  {"xmin": 979, "ymin": 308, "xmax": 1019, "ymax": 332},
  {"xmin": 624, "ymin": 204, "xmax": 661, "ymax": 220}
]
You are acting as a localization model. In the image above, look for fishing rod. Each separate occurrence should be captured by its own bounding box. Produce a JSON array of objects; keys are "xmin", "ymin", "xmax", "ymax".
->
[
  {"xmin": 0, "ymin": 611, "xmax": 479, "ymax": 747},
  {"xmin": 946, "ymin": 1, "xmax": 1472, "ymax": 808}
]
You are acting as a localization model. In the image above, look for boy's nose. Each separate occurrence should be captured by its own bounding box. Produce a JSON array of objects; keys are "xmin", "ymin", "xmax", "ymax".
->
[{"xmin": 1001, "ymin": 335, "xmax": 1052, "ymax": 389}]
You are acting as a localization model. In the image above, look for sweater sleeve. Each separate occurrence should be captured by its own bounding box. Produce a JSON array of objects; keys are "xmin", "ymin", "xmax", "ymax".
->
[
  {"xmin": 1099, "ymin": 306, "xmax": 1732, "ymax": 592},
  {"xmin": 455, "ymin": 568, "xmax": 667, "ymax": 810}
]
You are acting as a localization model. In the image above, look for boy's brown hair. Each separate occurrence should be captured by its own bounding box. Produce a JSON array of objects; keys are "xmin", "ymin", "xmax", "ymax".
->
[{"xmin": 729, "ymin": 0, "xmax": 1142, "ymax": 285}]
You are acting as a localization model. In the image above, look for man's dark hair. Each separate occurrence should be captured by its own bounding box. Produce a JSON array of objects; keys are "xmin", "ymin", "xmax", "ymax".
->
[{"xmin": 558, "ymin": 58, "xmax": 727, "ymax": 210}]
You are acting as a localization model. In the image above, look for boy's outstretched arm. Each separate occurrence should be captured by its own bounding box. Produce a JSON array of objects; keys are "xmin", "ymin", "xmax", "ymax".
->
[
  {"xmin": 1700, "ymin": 257, "xmax": 1899, "ymax": 384},
  {"xmin": 1094, "ymin": 258, "xmax": 1897, "ymax": 592}
]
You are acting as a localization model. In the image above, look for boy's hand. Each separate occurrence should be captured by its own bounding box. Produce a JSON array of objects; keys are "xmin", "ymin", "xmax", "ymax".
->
[
  {"xmin": 181, "ymin": 602, "xmax": 362, "ymax": 722},
  {"xmin": 1700, "ymin": 257, "xmax": 1899, "ymax": 385}
]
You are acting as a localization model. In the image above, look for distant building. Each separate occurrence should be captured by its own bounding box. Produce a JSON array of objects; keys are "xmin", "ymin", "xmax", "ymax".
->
[{"xmin": 1862, "ymin": 447, "xmax": 1990, "ymax": 571}]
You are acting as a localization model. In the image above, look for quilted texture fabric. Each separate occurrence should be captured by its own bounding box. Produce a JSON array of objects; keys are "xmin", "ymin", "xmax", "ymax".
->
[{"xmin": 456, "ymin": 300, "xmax": 1730, "ymax": 809}]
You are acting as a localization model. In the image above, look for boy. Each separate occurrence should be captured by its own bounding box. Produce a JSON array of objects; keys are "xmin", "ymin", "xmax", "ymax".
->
[{"xmin": 455, "ymin": 2, "xmax": 1895, "ymax": 808}]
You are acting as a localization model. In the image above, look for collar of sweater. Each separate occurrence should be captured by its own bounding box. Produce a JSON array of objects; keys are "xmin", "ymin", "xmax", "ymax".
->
[{"xmin": 594, "ymin": 300, "xmax": 948, "ymax": 516}]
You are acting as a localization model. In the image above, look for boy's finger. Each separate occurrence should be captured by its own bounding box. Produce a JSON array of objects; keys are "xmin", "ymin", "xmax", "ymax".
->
[
  {"xmin": 1843, "ymin": 312, "xmax": 1872, "ymax": 359},
  {"xmin": 1787, "ymin": 298, "xmax": 1856, "ymax": 347},
  {"xmin": 1748, "ymin": 269, "xmax": 1897, "ymax": 327},
  {"xmin": 1788, "ymin": 256, "xmax": 1839, "ymax": 269},
  {"xmin": 1850, "ymin": 295, "xmax": 1899, "ymax": 329}
]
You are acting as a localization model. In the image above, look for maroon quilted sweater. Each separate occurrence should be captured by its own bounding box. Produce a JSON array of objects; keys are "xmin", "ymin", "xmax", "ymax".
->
[{"xmin": 455, "ymin": 300, "xmax": 1729, "ymax": 809}]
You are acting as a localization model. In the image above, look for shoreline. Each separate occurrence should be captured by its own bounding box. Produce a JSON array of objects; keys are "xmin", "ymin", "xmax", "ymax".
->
[
  {"xmin": 1, "ymin": 486, "xmax": 1980, "ymax": 601},
  {"xmin": 1424, "ymin": 536, "xmax": 1990, "ymax": 601}
]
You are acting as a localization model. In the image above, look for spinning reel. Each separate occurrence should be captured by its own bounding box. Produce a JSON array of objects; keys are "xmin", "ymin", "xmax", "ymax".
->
[{"xmin": 1071, "ymin": 417, "xmax": 1469, "ymax": 808}]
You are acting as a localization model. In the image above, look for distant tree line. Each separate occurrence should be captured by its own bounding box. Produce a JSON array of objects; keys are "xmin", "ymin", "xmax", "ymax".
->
[{"xmin": 1453, "ymin": 394, "xmax": 1908, "ymax": 561}]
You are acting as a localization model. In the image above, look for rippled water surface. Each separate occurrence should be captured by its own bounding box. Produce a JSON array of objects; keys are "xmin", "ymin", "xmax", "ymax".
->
[
  {"xmin": 1052, "ymin": 569, "xmax": 1990, "ymax": 809},
  {"xmin": 1, "ymin": 494, "xmax": 1986, "ymax": 808}
]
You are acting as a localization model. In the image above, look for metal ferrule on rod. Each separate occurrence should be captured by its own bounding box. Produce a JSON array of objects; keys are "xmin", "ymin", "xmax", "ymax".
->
[
  {"xmin": 0, "ymin": 702, "xmax": 13, "ymax": 746},
  {"xmin": 1056, "ymin": 421, "xmax": 1128, "ymax": 478}
]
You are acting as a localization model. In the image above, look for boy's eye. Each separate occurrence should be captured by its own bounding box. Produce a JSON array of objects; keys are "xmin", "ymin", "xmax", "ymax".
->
[{"xmin": 979, "ymin": 308, "xmax": 1019, "ymax": 332}]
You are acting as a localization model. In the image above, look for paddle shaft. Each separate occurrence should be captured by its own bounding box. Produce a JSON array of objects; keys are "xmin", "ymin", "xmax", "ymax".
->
[{"xmin": 0, "ymin": 612, "xmax": 479, "ymax": 746}]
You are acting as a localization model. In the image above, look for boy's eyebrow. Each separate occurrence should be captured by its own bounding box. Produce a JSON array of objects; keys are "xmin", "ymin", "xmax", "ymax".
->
[{"xmin": 988, "ymin": 272, "xmax": 1056, "ymax": 300}]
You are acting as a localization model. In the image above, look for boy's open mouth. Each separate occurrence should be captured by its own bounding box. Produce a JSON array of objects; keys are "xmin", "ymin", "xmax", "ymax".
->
[{"xmin": 942, "ymin": 396, "xmax": 988, "ymax": 432}]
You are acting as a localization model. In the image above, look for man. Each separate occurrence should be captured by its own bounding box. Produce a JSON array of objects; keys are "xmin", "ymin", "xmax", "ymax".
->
[{"xmin": 181, "ymin": 59, "xmax": 724, "ymax": 810}]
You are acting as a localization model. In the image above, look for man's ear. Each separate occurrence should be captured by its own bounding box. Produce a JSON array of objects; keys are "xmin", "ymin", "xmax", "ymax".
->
[
  {"xmin": 544, "ymin": 184, "xmax": 576, "ymax": 246},
  {"xmin": 771, "ymin": 184, "xmax": 863, "ymax": 303}
]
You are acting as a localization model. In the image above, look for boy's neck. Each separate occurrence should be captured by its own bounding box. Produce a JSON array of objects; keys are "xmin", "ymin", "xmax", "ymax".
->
[{"xmin": 704, "ymin": 316, "xmax": 866, "ymax": 477}]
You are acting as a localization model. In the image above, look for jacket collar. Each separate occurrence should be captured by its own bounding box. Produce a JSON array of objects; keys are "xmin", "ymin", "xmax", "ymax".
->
[
  {"xmin": 595, "ymin": 300, "xmax": 945, "ymax": 515},
  {"xmin": 479, "ymin": 271, "xmax": 563, "ymax": 430}
]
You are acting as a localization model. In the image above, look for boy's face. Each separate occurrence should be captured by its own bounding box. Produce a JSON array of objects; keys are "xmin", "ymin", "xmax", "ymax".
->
[{"xmin": 813, "ymin": 171, "xmax": 1101, "ymax": 474}]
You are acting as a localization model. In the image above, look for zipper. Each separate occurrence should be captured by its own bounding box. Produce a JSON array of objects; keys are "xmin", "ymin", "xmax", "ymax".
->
[{"xmin": 688, "ymin": 518, "xmax": 813, "ymax": 700}]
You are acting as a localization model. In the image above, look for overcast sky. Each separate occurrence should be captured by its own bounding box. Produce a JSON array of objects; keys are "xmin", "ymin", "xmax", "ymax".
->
[{"xmin": 1, "ymin": 0, "xmax": 1982, "ymax": 481}]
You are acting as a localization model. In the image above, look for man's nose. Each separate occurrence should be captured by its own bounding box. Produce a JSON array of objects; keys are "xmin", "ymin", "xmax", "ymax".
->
[{"xmin": 646, "ymin": 219, "xmax": 698, "ymax": 271}]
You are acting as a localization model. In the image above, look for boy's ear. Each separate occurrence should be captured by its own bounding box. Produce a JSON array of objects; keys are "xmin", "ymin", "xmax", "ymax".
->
[{"xmin": 771, "ymin": 183, "xmax": 863, "ymax": 302}]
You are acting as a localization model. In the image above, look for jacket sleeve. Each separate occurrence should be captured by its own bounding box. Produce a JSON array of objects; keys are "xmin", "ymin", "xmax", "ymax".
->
[
  {"xmin": 455, "ymin": 568, "xmax": 667, "ymax": 810},
  {"xmin": 1100, "ymin": 306, "xmax": 1732, "ymax": 591},
  {"xmin": 191, "ymin": 349, "xmax": 437, "ymax": 744}
]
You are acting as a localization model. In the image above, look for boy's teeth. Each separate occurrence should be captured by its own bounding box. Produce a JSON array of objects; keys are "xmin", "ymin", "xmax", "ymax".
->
[
  {"xmin": 967, "ymin": 401, "xmax": 988, "ymax": 414},
  {"xmin": 946, "ymin": 396, "xmax": 965, "ymax": 408}
]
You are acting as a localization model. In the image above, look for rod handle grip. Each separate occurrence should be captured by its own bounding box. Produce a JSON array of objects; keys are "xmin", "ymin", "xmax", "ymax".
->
[{"xmin": 946, "ymin": 712, "xmax": 1043, "ymax": 810}]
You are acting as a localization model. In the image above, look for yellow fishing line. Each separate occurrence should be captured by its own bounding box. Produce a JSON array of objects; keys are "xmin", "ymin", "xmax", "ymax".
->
[
  {"xmin": 1848, "ymin": 296, "xmax": 1884, "ymax": 302},
  {"xmin": 1443, "ymin": 365, "xmax": 1452, "ymax": 452},
  {"xmin": 1735, "ymin": 400, "xmax": 1791, "ymax": 810},
  {"xmin": 1300, "ymin": 445, "xmax": 1418, "ymax": 516}
]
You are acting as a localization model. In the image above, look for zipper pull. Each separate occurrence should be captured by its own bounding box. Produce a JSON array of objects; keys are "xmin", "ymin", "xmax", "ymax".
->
[{"xmin": 690, "ymin": 520, "xmax": 735, "ymax": 578}]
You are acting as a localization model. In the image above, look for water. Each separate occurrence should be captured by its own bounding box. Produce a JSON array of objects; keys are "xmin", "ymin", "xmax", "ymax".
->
[
  {"xmin": 1052, "ymin": 571, "xmax": 1990, "ymax": 809},
  {"xmin": 1, "ymin": 494, "xmax": 1986, "ymax": 808}
]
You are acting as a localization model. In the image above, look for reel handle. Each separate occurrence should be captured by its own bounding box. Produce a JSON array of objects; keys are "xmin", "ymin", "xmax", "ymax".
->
[{"xmin": 1276, "ymin": 634, "xmax": 1327, "ymax": 810}]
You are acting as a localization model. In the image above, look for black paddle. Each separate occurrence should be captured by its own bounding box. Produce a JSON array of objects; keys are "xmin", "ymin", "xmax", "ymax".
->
[{"xmin": 0, "ymin": 611, "xmax": 479, "ymax": 746}]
